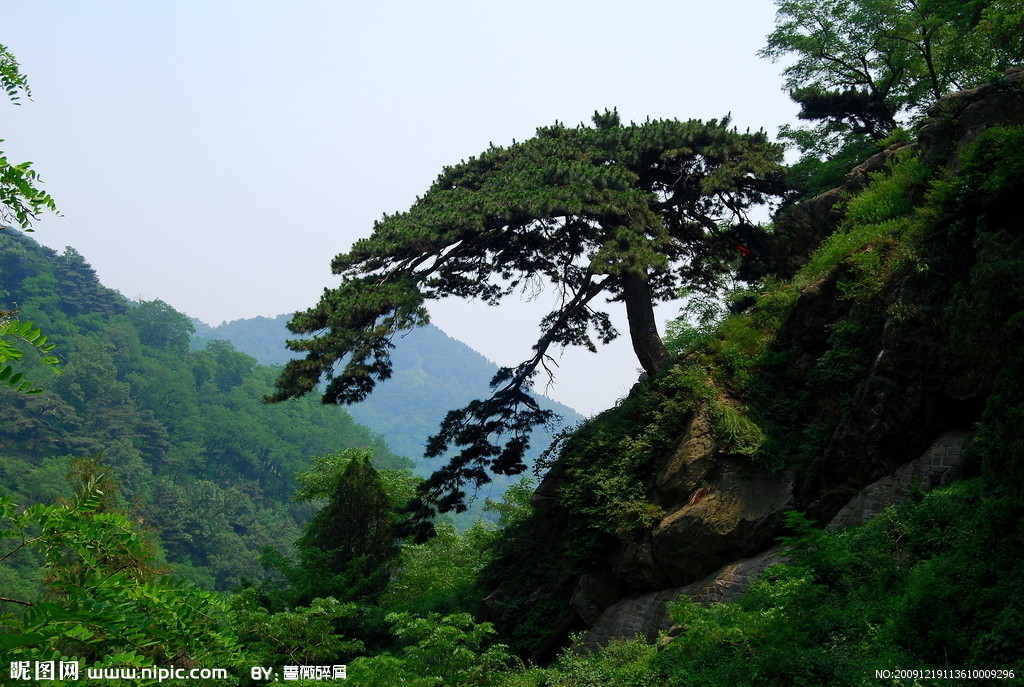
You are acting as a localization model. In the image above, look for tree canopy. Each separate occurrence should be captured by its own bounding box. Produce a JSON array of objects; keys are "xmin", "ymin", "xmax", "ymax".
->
[
  {"xmin": 760, "ymin": 0, "xmax": 1023, "ymax": 156},
  {"xmin": 270, "ymin": 111, "xmax": 784, "ymax": 530}
]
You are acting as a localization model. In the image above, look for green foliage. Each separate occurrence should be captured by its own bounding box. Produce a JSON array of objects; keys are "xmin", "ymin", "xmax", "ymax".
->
[
  {"xmin": 493, "ymin": 636, "xmax": 661, "ymax": 687},
  {"xmin": 481, "ymin": 476, "xmax": 535, "ymax": 530},
  {"xmin": 0, "ymin": 313, "xmax": 58, "ymax": 393},
  {"xmin": 708, "ymin": 401, "xmax": 766, "ymax": 458},
  {"xmin": 0, "ymin": 478, "xmax": 242, "ymax": 682},
  {"xmin": 288, "ymin": 453, "xmax": 399, "ymax": 605},
  {"xmin": 794, "ymin": 148, "xmax": 932, "ymax": 298},
  {"xmin": 919, "ymin": 125, "xmax": 1024, "ymax": 485},
  {"xmin": 346, "ymin": 612, "xmax": 516, "ymax": 687},
  {"xmin": 381, "ymin": 521, "xmax": 495, "ymax": 616},
  {"xmin": 0, "ymin": 44, "xmax": 59, "ymax": 230},
  {"xmin": 730, "ymin": 150, "xmax": 934, "ymax": 472},
  {"xmin": 656, "ymin": 565, "xmax": 870, "ymax": 686},
  {"xmin": 760, "ymin": 0, "xmax": 1013, "ymax": 169},
  {"xmin": 234, "ymin": 595, "xmax": 365, "ymax": 669},
  {"xmin": 545, "ymin": 376, "xmax": 689, "ymax": 536},
  {"xmin": 0, "ymin": 43, "xmax": 31, "ymax": 103},
  {"xmin": 784, "ymin": 135, "xmax": 881, "ymax": 200},
  {"xmin": 128, "ymin": 299, "xmax": 195, "ymax": 353},
  {"xmin": 977, "ymin": 0, "xmax": 1024, "ymax": 66},
  {"xmin": 0, "ymin": 66, "xmax": 63, "ymax": 387},
  {"xmin": 199, "ymin": 316, "xmax": 583, "ymax": 527},
  {"xmin": 0, "ymin": 230, "xmax": 410, "ymax": 592},
  {"xmin": 0, "ymin": 153, "xmax": 60, "ymax": 231},
  {"xmin": 474, "ymin": 483, "xmax": 602, "ymax": 657},
  {"xmin": 293, "ymin": 447, "xmax": 419, "ymax": 510},
  {"xmin": 650, "ymin": 482, "xmax": 1024, "ymax": 685},
  {"xmin": 664, "ymin": 288, "xmax": 729, "ymax": 356},
  {"xmin": 0, "ymin": 28, "xmax": 1020, "ymax": 687},
  {"xmin": 483, "ymin": 85, "xmax": 1024, "ymax": 673}
]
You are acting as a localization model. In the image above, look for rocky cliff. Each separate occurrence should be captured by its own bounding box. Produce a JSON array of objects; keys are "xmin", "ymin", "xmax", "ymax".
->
[{"xmin": 484, "ymin": 68, "xmax": 1024, "ymax": 659}]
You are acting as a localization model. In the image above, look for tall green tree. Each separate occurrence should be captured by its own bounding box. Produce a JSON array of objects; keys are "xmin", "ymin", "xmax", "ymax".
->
[
  {"xmin": 760, "ymin": 0, "xmax": 1020, "ymax": 156},
  {"xmin": 129, "ymin": 299, "xmax": 194, "ymax": 353},
  {"xmin": 269, "ymin": 112, "xmax": 783, "ymax": 530},
  {"xmin": 287, "ymin": 449, "xmax": 400, "ymax": 604}
]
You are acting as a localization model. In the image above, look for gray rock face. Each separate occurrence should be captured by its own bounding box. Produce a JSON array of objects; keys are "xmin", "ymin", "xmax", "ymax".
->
[
  {"xmin": 827, "ymin": 428, "xmax": 971, "ymax": 530},
  {"xmin": 582, "ymin": 427, "xmax": 971, "ymax": 651},
  {"xmin": 652, "ymin": 413, "xmax": 717, "ymax": 504},
  {"xmin": 612, "ymin": 448, "xmax": 793, "ymax": 590},
  {"xmin": 919, "ymin": 65, "xmax": 1024, "ymax": 171},
  {"xmin": 648, "ymin": 460, "xmax": 792, "ymax": 584},
  {"xmin": 570, "ymin": 569, "xmax": 627, "ymax": 626},
  {"xmin": 582, "ymin": 547, "xmax": 785, "ymax": 651},
  {"xmin": 803, "ymin": 274, "xmax": 984, "ymax": 522}
]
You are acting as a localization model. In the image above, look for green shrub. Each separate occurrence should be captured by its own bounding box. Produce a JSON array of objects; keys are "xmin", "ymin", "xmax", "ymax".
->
[
  {"xmin": 345, "ymin": 613, "xmax": 516, "ymax": 687},
  {"xmin": 792, "ymin": 149, "xmax": 932, "ymax": 301}
]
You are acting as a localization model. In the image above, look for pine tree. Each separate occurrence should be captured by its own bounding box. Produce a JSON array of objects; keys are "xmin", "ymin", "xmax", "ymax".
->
[{"xmin": 269, "ymin": 111, "xmax": 785, "ymax": 530}]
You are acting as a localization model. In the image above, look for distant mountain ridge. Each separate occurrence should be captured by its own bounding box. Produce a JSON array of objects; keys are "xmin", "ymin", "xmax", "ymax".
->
[{"xmin": 194, "ymin": 314, "xmax": 586, "ymax": 475}]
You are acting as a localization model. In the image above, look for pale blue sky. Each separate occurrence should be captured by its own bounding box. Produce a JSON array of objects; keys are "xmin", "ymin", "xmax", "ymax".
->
[{"xmin": 4, "ymin": 1, "xmax": 797, "ymax": 414}]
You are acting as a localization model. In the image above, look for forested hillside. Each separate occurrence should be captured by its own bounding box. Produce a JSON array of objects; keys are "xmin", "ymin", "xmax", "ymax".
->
[
  {"xmin": 195, "ymin": 315, "xmax": 585, "ymax": 476},
  {"xmin": 0, "ymin": 229, "xmax": 410, "ymax": 592}
]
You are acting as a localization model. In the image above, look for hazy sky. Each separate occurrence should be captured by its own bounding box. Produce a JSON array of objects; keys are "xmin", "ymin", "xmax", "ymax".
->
[{"xmin": 3, "ymin": 1, "xmax": 797, "ymax": 415}]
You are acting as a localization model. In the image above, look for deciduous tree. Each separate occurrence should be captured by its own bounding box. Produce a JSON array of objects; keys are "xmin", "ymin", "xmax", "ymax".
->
[
  {"xmin": 760, "ymin": 0, "xmax": 1021, "ymax": 157},
  {"xmin": 0, "ymin": 45, "xmax": 59, "ymax": 392}
]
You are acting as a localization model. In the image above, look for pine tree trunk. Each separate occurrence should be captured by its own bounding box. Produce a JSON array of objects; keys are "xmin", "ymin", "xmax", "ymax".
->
[{"xmin": 621, "ymin": 271, "xmax": 671, "ymax": 376}]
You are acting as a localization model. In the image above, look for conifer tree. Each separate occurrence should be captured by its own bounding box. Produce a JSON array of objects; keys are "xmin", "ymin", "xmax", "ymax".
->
[
  {"xmin": 294, "ymin": 451, "xmax": 397, "ymax": 602},
  {"xmin": 269, "ymin": 112, "xmax": 784, "ymax": 531}
]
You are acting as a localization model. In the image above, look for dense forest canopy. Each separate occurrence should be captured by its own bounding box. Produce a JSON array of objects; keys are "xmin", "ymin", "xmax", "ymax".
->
[{"xmin": 0, "ymin": 228, "xmax": 411, "ymax": 592}]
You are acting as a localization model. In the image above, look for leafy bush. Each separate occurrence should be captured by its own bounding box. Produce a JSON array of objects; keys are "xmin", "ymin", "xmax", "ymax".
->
[
  {"xmin": 380, "ymin": 520, "xmax": 496, "ymax": 616},
  {"xmin": 0, "ymin": 478, "xmax": 242, "ymax": 684},
  {"xmin": 233, "ymin": 595, "xmax": 365, "ymax": 670},
  {"xmin": 793, "ymin": 148, "xmax": 932, "ymax": 300},
  {"xmin": 344, "ymin": 613, "xmax": 516, "ymax": 687},
  {"xmin": 493, "ymin": 635, "xmax": 661, "ymax": 687}
]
